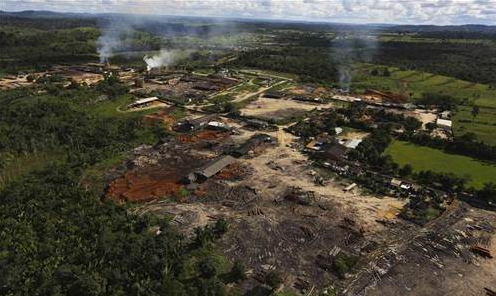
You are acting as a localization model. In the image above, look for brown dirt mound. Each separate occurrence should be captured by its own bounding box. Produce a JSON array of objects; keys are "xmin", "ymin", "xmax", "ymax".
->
[
  {"xmin": 107, "ymin": 169, "xmax": 184, "ymax": 202},
  {"xmin": 176, "ymin": 130, "xmax": 230, "ymax": 144},
  {"xmin": 213, "ymin": 163, "xmax": 249, "ymax": 181},
  {"xmin": 143, "ymin": 109, "xmax": 175, "ymax": 128}
]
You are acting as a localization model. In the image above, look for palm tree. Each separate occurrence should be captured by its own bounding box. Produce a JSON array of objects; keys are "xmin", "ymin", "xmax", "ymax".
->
[{"xmin": 471, "ymin": 105, "xmax": 479, "ymax": 120}]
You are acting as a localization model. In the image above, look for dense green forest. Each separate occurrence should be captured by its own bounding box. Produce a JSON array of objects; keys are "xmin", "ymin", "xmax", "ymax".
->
[
  {"xmin": 369, "ymin": 41, "xmax": 496, "ymax": 85},
  {"xmin": 0, "ymin": 80, "xmax": 239, "ymax": 296},
  {"xmin": 0, "ymin": 166, "xmax": 237, "ymax": 296},
  {"xmin": 228, "ymin": 48, "xmax": 339, "ymax": 82},
  {"xmin": 0, "ymin": 77, "xmax": 148, "ymax": 169}
]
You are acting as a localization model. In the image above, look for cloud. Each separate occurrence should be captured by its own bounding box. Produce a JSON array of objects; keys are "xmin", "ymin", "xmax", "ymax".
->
[{"xmin": 1, "ymin": 0, "xmax": 496, "ymax": 25}]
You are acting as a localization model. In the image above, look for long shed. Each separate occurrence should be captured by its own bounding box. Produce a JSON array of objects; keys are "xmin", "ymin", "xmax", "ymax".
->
[{"xmin": 197, "ymin": 155, "xmax": 237, "ymax": 179}]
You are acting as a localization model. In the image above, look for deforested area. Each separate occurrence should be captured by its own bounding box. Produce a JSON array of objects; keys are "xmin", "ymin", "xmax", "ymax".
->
[{"xmin": 1, "ymin": 3, "xmax": 496, "ymax": 296}]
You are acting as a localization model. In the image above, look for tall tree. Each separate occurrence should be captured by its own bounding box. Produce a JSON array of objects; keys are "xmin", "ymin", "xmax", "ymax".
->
[{"xmin": 471, "ymin": 105, "xmax": 480, "ymax": 120}]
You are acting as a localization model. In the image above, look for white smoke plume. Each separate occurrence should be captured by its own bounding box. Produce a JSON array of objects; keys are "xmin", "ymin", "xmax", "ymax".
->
[
  {"xmin": 338, "ymin": 65, "xmax": 352, "ymax": 92},
  {"xmin": 143, "ymin": 49, "xmax": 177, "ymax": 71},
  {"xmin": 97, "ymin": 33, "xmax": 120, "ymax": 63},
  {"xmin": 94, "ymin": 13, "xmax": 239, "ymax": 67},
  {"xmin": 332, "ymin": 29, "xmax": 378, "ymax": 91},
  {"xmin": 96, "ymin": 16, "xmax": 136, "ymax": 63}
]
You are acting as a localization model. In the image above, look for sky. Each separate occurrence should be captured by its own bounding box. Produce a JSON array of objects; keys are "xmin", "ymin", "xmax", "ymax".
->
[{"xmin": 1, "ymin": 0, "xmax": 496, "ymax": 25}]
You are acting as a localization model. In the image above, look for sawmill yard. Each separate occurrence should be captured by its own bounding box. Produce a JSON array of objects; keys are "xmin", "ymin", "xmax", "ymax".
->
[
  {"xmin": 2, "ymin": 11, "xmax": 496, "ymax": 296},
  {"xmin": 83, "ymin": 64, "xmax": 495, "ymax": 295},
  {"xmin": 99, "ymin": 103, "xmax": 496, "ymax": 296}
]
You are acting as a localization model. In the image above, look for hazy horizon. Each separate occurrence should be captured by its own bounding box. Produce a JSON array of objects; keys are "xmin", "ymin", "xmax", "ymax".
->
[{"xmin": 1, "ymin": 0, "xmax": 496, "ymax": 26}]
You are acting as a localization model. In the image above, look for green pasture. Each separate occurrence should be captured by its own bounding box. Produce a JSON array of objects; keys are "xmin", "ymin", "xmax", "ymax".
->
[
  {"xmin": 385, "ymin": 140, "xmax": 496, "ymax": 189},
  {"xmin": 452, "ymin": 106, "xmax": 496, "ymax": 145},
  {"xmin": 353, "ymin": 63, "xmax": 496, "ymax": 108}
]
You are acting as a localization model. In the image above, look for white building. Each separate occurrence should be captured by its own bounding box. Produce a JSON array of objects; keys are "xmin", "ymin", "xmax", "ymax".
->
[
  {"xmin": 342, "ymin": 139, "xmax": 363, "ymax": 149},
  {"xmin": 436, "ymin": 118, "xmax": 452, "ymax": 130},
  {"xmin": 126, "ymin": 97, "xmax": 160, "ymax": 109}
]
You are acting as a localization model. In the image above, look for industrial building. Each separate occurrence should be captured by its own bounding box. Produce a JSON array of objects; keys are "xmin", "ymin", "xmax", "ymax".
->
[
  {"xmin": 126, "ymin": 97, "xmax": 161, "ymax": 109},
  {"xmin": 436, "ymin": 118, "xmax": 453, "ymax": 130},
  {"xmin": 231, "ymin": 134, "xmax": 274, "ymax": 157},
  {"xmin": 263, "ymin": 91, "xmax": 285, "ymax": 99},
  {"xmin": 174, "ymin": 114, "xmax": 219, "ymax": 132},
  {"xmin": 311, "ymin": 141, "xmax": 349, "ymax": 162},
  {"xmin": 182, "ymin": 155, "xmax": 237, "ymax": 184},
  {"xmin": 244, "ymin": 119, "xmax": 278, "ymax": 131},
  {"xmin": 292, "ymin": 95, "xmax": 324, "ymax": 104},
  {"xmin": 342, "ymin": 139, "xmax": 363, "ymax": 149}
]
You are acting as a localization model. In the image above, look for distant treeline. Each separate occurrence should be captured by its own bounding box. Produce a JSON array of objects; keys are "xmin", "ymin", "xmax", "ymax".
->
[
  {"xmin": 228, "ymin": 48, "xmax": 339, "ymax": 82},
  {"xmin": 368, "ymin": 41, "xmax": 496, "ymax": 84},
  {"xmin": 417, "ymin": 31, "xmax": 496, "ymax": 41},
  {"xmin": 0, "ymin": 14, "xmax": 98, "ymax": 30}
]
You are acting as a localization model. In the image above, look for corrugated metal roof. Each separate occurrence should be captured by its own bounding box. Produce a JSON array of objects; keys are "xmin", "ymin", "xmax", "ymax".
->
[
  {"xmin": 135, "ymin": 97, "xmax": 159, "ymax": 104},
  {"xmin": 232, "ymin": 134, "xmax": 272, "ymax": 157},
  {"xmin": 436, "ymin": 118, "xmax": 452, "ymax": 127},
  {"xmin": 197, "ymin": 156, "xmax": 236, "ymax": 178},
  {"xmin": 343, "ymin": 139, "xmax": 362, "ymax": 149}
]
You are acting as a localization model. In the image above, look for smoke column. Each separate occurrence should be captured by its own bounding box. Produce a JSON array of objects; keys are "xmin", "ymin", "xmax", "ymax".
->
[
  {"xmin": 96, "ymin": 16, "xmax": 135, "ymax": 63},
  {"xmin": 331, "ymin": 29, "xmax": 378, "ymax": 91},
  {"xmin": 143, "ymin": 49, "xmax": 177, "ymax": 71},
  {"xmin": 97, "ymin": 32, "xmax": 120, "ymax": 63}
]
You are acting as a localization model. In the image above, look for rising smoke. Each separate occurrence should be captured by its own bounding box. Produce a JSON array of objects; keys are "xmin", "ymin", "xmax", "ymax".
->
[
  {"xmin": 95, "ymin": 13, "xmax": 239, "ymax": 69},
  {"xmin": 331, "ymin": 29, "xmax": 378, "ymax": 91},
  {"xmin": 143, "ymin": 49, "xmax": 177, "ymax": 71},
  {"xmin": 97, "ymin": 33, "xmax": 120, "ymax": 63}
]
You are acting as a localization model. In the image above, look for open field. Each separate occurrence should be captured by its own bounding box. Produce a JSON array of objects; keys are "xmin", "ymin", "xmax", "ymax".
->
[
  {"xmin": 385, "ymin": 140, "xmax": 496, "ymax": 188},
  {"xmin": 380, "ymin": 34, "xmax": 496, "ymax": 46},
  {"xmin": 353, "ymin": 63, "xmax": 496, "ymax": 108},
  {"xmin": 452, "ymin": 106, "xmax": 496, "ymax": 145}
]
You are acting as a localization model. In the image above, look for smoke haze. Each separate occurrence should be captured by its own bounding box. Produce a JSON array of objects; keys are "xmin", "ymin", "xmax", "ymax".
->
[
  {"xmin": 143, "ymin": 49, "xmax": 177, "ymax": 71},
  {"xmin": 332, "ymin": 31, "xmax": 378, "ymax": 91}
]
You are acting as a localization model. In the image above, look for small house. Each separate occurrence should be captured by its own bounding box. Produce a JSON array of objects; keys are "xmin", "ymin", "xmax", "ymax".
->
[
  {"xmin": 390, "ymin": 178, "xmax": 402, "ymax": 188},
  {"xmin": 440, "ymin": 110, "xmax": 451, "ymax": 119}
]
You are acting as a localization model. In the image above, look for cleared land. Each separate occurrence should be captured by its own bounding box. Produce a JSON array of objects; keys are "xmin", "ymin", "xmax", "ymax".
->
[{"xmin": 385, "ymin": 140, "xmax": 496, "ymax": 188}]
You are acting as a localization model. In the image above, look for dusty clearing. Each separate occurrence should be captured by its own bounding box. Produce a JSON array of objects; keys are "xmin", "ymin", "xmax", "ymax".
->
[
  {"xmin": 241, "ymin": 96, "xmax": 334, "ymax": 120},
  {"xmin": 103, "ymin": 113, "xmax": 495, "ymax": 296}
]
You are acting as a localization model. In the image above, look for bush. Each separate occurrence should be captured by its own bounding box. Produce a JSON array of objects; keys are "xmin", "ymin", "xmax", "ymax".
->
[
  {"xmin": 332, "ymin": 255, "xmax": 358, "ymax": 279},
  {"xmin": 213, "ymin": 218, "xmax": 229, "ymax": 237},
  {"xmin": 199, "ymin": 259, "xmax": 217, "ymax": 278},
  {"xmin": 230, "ymin": 260, "xmax": 247, "ymax": 282},
  {"xmin": 265, "ymin": 270, "xmax": 283, "ymax": 290}
]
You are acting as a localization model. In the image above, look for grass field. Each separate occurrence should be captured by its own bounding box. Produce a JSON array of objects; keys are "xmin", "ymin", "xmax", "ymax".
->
[
  {"xmin": 380, "ymin": 34, "xmax": 496, "ymax": 46},
  {"xmin": 353, "ymin": 63, "xmax": 496, "ymax": 108},
  {"xmin": 385, "ymin": 140, "xmax": 496, "ymax": 189},
  {"xmin": 452, "ymin": 106, "xmax": 496, "ymax": 145},
  {"xmin": 77, "ymin": 94, "xmax": 163, "ymax": 118}
]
